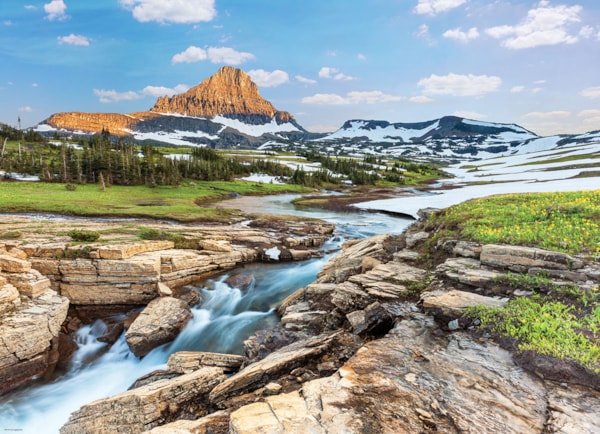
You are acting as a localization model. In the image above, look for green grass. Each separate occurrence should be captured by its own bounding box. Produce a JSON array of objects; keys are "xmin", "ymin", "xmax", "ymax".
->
[
  {"xmin": 0, "ymin": 180, "xmax": 311, "ymax": 222},
  {"xmin": 428, "ymin": 190, "xmax": 600, "ymax": 256},
  {"xmin": 514, "ymin": 152, "xmax": 600, "ymax": 167},
  {"xmin": 468, "ymin": 294, "xmax": 600, "ymax": 372}
]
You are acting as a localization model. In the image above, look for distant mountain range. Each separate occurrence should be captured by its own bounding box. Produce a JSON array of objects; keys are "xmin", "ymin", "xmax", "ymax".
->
[{"xmin": 33, "ymin": 67, "xmax": 600, "ymax": 161}]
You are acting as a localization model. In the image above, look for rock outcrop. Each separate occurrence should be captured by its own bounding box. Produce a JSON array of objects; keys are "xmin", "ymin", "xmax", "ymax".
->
[{"xmin": 125, "ymin": 297, "xmax": 192, "ymax": 358}]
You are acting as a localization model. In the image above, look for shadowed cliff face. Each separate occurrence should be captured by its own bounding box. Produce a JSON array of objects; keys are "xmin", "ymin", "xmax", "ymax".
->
[{"xmin": 43, "ymin": 67, "xmax": 296, "ymax": 137}]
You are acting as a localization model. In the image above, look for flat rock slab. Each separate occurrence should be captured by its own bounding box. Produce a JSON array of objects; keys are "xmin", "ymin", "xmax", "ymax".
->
[
  {"xmin": 481, "ymin": 244, "xmax": 584, "ymax": 272},
  {"xmin": 421, "ymin": 289, "xmax": 507, "ymax": 320},
  {"xmin": 126, "ymin": 297, "xmax": 192, "ymax": 358},
  {"xmin": 96, "ymin": 240, "xmax": 175, "ymax": 260},
  {"xmin": 60, "ymin": 367, "xmax": 225, "ymax": 434},
  {"xmin": 167, "ymin": 351, "xmax": 246, "ymax": 374}
]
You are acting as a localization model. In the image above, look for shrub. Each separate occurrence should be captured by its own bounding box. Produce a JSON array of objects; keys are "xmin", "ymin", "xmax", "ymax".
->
[
  {"xmin": 0, "ymin": 231, "xmax": 22, "ymax": 239},
  {"xmin": 67, "ymin": 229, "xmax": 100, "ymax": 242}
]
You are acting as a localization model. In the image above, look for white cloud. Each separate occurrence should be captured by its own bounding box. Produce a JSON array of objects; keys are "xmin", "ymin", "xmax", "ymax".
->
[
  {"xmin": 18, "ymin": 106, "xmax": 33, "ymax": 113},
  {"xmin": 248, "ymin": 69, "xmax": 289, "ymax": 87},
  {"xmin": 579, "ymin": 25, "xmax": 594, "ymax": 39},
  {"xmin": 523, "ymin": 111, "xmax": 571, "ymax": 119},
  {"xmin": 141, "ymin": 84, "xmax": 189, "ymax": 97},
  {"xmin": 417, "ymin": 73, "xmax": 502, "ymax": 96},
  {"xmin": 414, "ymin": 0, "xmax": 467, "ymax": 16},
  {"xmin": 172, "ymin": 46, "xmax": 207, "ymax": 64},
  {"xmin": 485, "ymin": 1, "xmax": 582, "ymax": 49},
  {"xmin": 578, "ymin": 109, "xmax": 600, "ymax": 124},
  {"xmin": 581, "ymin": 87, "xmax": 600, "ymax": 99},
  {"xmin": 318, "ymin": 67, "xmax": 355, "ymax": 81},
  {"xmin": 347, "ymin": 91, "xmax": 404, "ymax": 104},
  {"xmin": 4, "ymin": 20, "xmax": 13, "ymax": 26},
  {"xmin": 302, "ymin": 93, "xmax": 349, "ymax": 105},
  {"xmin": 454, "ymin": 111, "xmax": 488, "ymax": 120},
  {"xmin": 532, "ymin": 87, "xmax": 543, "ymax": 93},
  {"xmin": 93, "ymin": 89, "xmax": 144, "ymax": 103},
  {"xmin": 511, "ymin": 85, "xmax": 525, "ymax": 93},
  {"xmin": 25, "ymin": 5, "xmax": 37, "ymax": 10},
  {"xmin": 416, "ymin": 24, "xmax": 430, "ymax": 38},
  {"xmin": 31, "ymin": 83, "xmax": 38, "ymax": 88},
  {"xmin": 120, "ymin": 0, "xmax": 216, "ymax": 24},
  {"xmin": 44, "ymin": 0, "xmax": 67, "ymax": 21},
  {"xmin": 206, "ymin": 47, "xmax": 254, "ymax": 65},
  {"xmin": 296, "ymin": 75, "xmax": 317, "ymax": 85},
  {"xmin": 302, "ymin": 90, "xmax": 403, "ymax": 105},
  {"xmin": 409, "ymin": 95, "xmax": 434, "ymax": 103},
  {"xmin": 357, "ymin": 53, "xmax": 367, "ymax": 61},
  {"xmin": 172, "ymin": 46, "xmax": 254, "ymax": 65},
  {"xmin": 58, "ymin": 34, "xmax": 90, "ymax": 47},
  {"xmin": 443, "ymin": 27, "xmax": 479, "ymax": 42}
]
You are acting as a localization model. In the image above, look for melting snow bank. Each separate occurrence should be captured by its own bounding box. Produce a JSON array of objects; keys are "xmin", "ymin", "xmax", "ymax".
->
[{"xmin": 356, "ymin": 142, "xmax": 600, "ymax": 217}]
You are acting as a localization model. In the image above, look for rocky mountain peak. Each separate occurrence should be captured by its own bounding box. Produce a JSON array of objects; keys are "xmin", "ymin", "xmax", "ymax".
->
[{"xmin": 150, "ymin": 66, "xmax": 293, "ymax": 123}]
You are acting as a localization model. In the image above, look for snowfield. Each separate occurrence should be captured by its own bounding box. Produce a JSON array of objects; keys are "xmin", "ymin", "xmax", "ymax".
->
[{"xmin": 356, "ymin": 141, "xmax": 600, "ymax": 217}]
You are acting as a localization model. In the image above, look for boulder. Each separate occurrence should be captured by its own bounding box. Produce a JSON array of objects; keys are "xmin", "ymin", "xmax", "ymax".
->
[
  {"xmin": 126, "ymin": 297, "xmax": 192, "ymax": 358},
  {"xmin": 436, "ymin": 257, "xmax": 504, "ymax": 289},
  {"xmin": 421, "ymin": 289, "xmax": 507, "ymax": 326},
  {"xmin": 480, "ymin": 244, "xmax": 584, "ymax": 273},
  {"xmin": 0, "ymin": 254, "xmax": 31, "ymax": 273},
  {"xmin": 0, "ymin": 289, "xmax": 69, "ymax": 393},
  {"xmin": 167, "ymin": 351, "xmax": 246, "ymax": 374},
  {"xmin": 60, "ymin": 367, "xmax": 226, "ymax": 434},
  {"xmin": 0, "ymin": 283, "xmax": 21, "ymax": 315},
  {"xmin": 5, "ymin": 269, "xmax": 51, "ymax": 298}
]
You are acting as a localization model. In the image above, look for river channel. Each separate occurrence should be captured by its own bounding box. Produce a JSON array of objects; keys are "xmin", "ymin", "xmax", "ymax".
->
[{"xmin": 0, "ymin": 194, "xmax": 413, "ymax": 433}]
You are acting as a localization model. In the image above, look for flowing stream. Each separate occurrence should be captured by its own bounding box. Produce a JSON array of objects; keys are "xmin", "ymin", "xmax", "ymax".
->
[{"xmin": 0, "ymin": 196, "xmax": 412, "ymax": 433}]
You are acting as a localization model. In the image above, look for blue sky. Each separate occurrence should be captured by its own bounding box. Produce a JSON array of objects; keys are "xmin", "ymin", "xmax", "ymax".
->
[{"xmin": 2, "ymin": 0, "xmax": 600, "ymax": 136}]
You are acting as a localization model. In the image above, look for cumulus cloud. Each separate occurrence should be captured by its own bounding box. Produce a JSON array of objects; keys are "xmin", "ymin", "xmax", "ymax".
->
[
  {"xmin": 44, "ymin": 0, "xmax": 67, "ymax": 21},
  {"xmin": 578, "ymin": 109, "xmax": 600, "ymax": 124},
  {"xmin": 357, "ymin": 53, "xmax": 367, "ymax": 61},
  {"xmin": 247, "ymin": 69, "xmax": 289, "ymax": 87},
  {"xmin": 523, "ymin": 111, "xmax": 571, "ymax": 119},
  {"xmin": 94, "ymin": 89, "xmax": 143, "ymax": 103},
  {"xmin": 581, "ymin": 87, "xmax": 600, "ymax": 99},
  {"xmin": 25, "ymin": 5, "xmax": 37, "ymax": 10},
  {"xmin": 443, "ymin": 27, "xmax": 479, "ymax": 42},
  {"xmin": 296, "ymin": 75, "xmax": 317, "ymax": 85},
  {"xmin": 18, "ymin": 106, "xmax": 33, "ymax": 113},
  {"xmin": 172, "ymin": 46, "xmax": 254, "ymax": 65},
  {"xmin": 318, "ymin": 67, "xmax": 355, "ymax": 81},
  {"xmin": 120, "ymin": 0, "xmax": 216, "ymax": 24},
  {"xmin": 409, "ymin": 95, "xmax": 434, "ymax": 103},
  {"xmin": 485, "ymin": 1, "xmax": 583, "ymax": 49},
  {"xmin": 510, "ymin": 85, "xmax": 526, "ymax": 93},
  {"xmin": 414, "ymin": 0, "xmax": 467, "ymax": 16},
  {"xmin": 94, "ymin": 84, "xmax": 190, "ymax": 103},
  {"xmin": 58, "ymin": 34, "xmax": 90, "ymax": 46},
  {"xmin": 302, "ymin": 91, "xmax": 403, "ymax": 105},
  {"xmin": 302, "ymin": 93, "xmax": 349, "ymax": 105},
  {"xmin": 417, "ymin": 73, "xmax": 502, "ymax": 96},
  {"xmin": 141, "ymin": 84, "xmax": 189, "ymax": 97}
]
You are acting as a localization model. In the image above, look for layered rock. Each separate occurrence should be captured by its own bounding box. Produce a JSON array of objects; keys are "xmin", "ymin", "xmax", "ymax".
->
[
  {"xmin": 60, "ymin": 367, "xmax": 226, "ymax": 434},
  {"xmin": 151, "ymin": 66, "xmax": 294, "ymax": 123},
  {"xmin": 125, "ymin": 297, "xmax": 192, "ymax": 358},
  {"xmin": 0, "ymin": 289, "xmax": 69, "ymax": 393}
]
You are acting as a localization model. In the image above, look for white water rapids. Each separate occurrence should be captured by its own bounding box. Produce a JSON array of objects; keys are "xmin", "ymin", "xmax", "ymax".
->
[{"xmin": 0, "ymin": 200, "xmax": 411, "ymax": 433}]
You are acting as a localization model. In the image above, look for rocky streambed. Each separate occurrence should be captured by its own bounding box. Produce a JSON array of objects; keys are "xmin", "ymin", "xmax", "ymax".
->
[{"xmin": 2, "ymin": 209, "xmax": 600, "ymax": 433}]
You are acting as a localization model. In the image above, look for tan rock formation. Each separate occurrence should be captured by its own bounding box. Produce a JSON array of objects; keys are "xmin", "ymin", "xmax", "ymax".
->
[
  {"xmin": 151, "ymin": 66, "xmax": 293, "ymax": 123},
  {"xmin": 60, "ymin": 367, "xmax": 226, "ymax": 434},
  {"xmin": 125, "ymin": 297, "xmax": 192, "ymax": 358}
]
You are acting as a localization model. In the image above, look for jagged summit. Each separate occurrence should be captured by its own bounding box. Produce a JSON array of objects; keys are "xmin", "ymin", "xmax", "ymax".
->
[{"xmin": 151, "ymin": 66, "xmax": 293, "ymax": 124}]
